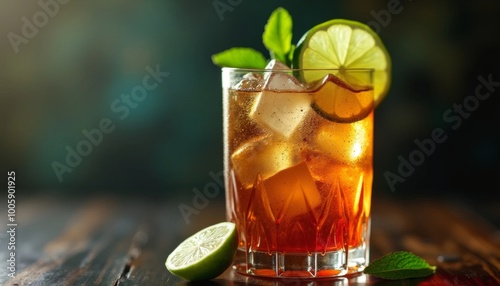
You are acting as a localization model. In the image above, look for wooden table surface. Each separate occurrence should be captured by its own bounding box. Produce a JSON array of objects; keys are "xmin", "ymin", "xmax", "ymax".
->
[{"xmin": 0, "ymin": 194, "xmax": 498, "ymax": 286}]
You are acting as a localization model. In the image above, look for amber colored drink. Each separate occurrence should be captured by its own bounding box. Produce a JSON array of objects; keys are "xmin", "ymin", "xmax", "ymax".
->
[{"xmin": 223, "ymin": 67, "xmax": 374, "ymax": 278}]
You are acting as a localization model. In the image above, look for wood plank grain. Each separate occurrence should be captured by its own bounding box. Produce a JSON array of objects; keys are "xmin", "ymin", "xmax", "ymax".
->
[
  {"xmin": 370, "ymin": 197, "xmax": 500, "ymax": 286},
  {"xmin": 1, "ymin": 195, "xmax": 498, "ymax": 285},
  {"xmin": 115, "ymin": 199, "xmax": 227, "ymax": 286},
  {"xmin": 1, "ymin": 196, "xmax": 145, "ymax": 286}
]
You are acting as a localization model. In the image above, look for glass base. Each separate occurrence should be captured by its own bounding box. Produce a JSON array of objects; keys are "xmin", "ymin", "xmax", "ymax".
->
[{"xmin": 233, "ymin": 244, "xmax": 369, "ymax": 278}]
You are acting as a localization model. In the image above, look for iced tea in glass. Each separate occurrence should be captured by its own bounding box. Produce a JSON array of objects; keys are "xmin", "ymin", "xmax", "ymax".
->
[{"xmin": 223, "ymin": 63, "xmax": 374, "ymax": 278}]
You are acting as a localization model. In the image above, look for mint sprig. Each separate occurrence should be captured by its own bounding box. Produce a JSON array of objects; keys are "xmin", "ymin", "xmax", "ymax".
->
[
  {"xmin": 364, "ymin": 251, "xmax": 437, "ymax": 280},
  {"xmin": 211, "ymin": 7, "xmax": 293, "ymax": 68},
  {"xmin": 262, "ymin": 7, "xmax": 293, "ymax": 66},
  {"xmin": 211, "ymin": 47, "xmax": 267, "ymax": 69}
]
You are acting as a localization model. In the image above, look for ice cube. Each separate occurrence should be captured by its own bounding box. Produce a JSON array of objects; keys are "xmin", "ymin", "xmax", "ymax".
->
[
  {"xmin": 250, "ymin": 90, "xmax": 310, "ymax": 138},
  {"xmin": 264, "ymin": 59, "xmax": 290, "ymax": 71},
  {"xmin": 232, "ymin": 60, "xmax": 289, "ymax": 91},
  {"xmin": 233, "ymin": 72, "xmax": 264, "ymax": 91},
  {"xmin": 261, "ymin": 161, "xmax": 322, "ymax": 220},
  {"xmin": 313, "ymin": 119, "xmax": 371, "ymax": 163},
  {"xmin": 249, "ymin": 64, "xmax": 309, "ymax": 138},
  {"xmin": 262, "ymin": 60, "xmax": 303, "ymax": 91},
  {"xmin": 231, "ymin": 135, "xmax": 299, "ymax": 189}
]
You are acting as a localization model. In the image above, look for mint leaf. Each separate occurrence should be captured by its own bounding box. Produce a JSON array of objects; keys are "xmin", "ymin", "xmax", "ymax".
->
[
  {"xmin": 211, "ymin": 47, "xmax": 267, "ymax": 68},
  {"xmin": 364, "ymin": 251, "xmax": 436, "ymax": 280},
  {"xmin": 262, "ymin": 7, "xmax": 293, "ymax": 65}
]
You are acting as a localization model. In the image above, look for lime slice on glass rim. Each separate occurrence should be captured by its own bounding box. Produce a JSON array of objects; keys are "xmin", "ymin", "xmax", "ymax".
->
[
  {"xmin": 294, "ymin": 19, "xmax": 391, "ymax": 121},
  {"xmin": 165, "ymin": 222, "xmax": 238, "ymax": 281},
  {"xmin": 309, "ymin": 73, "xmax": 375, "ymax": 123}
]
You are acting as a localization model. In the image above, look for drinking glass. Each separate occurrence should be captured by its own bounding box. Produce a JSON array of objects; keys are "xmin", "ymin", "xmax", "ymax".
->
[{"xmin": 222, "ymin": 67, "xmax": 374, "ymax": 278}]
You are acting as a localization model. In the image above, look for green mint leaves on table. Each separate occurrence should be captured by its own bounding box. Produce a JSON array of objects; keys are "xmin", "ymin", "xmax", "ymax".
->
[
  {"xmin": 364, "ymin": 251, "xmax": 437, "ymax": 280},
  {"xmin": 211, "ymin": 7, "xmax": 293, "ymax": 68}
]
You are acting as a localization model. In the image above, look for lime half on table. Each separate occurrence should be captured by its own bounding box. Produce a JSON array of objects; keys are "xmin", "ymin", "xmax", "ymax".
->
[
  {"xmin": 165, "ymin": 222, "xmax": 238, "ymax": 281},
  {"xmin": 294, "ymin": 19, "xmax": 391, "ymax": 107}
]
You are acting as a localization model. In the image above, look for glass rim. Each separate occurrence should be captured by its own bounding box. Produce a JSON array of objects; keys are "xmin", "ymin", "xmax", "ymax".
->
[{"xmin": 222, "ymin": 67, "xmax": 375, "ymax": 73}]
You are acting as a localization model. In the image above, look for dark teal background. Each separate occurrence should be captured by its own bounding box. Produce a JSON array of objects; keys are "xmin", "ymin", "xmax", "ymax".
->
[{"xmin": 1, "ymin": 0, "xmax": 499, "ymax": 202}]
